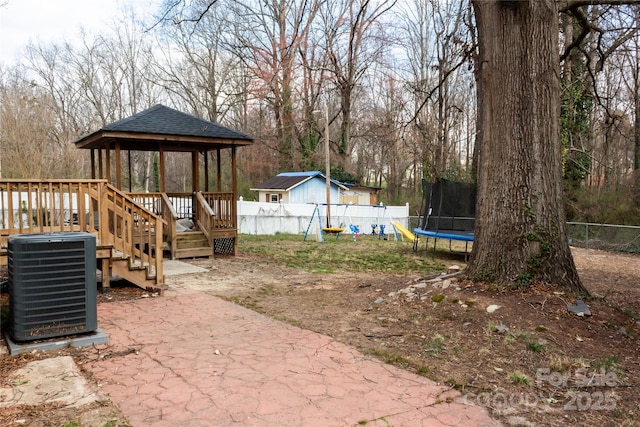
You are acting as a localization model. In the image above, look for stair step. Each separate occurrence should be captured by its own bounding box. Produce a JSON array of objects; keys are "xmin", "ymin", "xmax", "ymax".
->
[
  {"xmin": 175, "ymin": 247, "xmax": 212, "ymax": 259},
  {"xmin": 177, "ymin": 239, "xmax": 210, "ymax": 249}
]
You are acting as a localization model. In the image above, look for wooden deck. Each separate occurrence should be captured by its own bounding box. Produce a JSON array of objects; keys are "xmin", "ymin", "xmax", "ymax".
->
[{"xmin": 0, "ymin": 179, "xmax": 240, "ymax": 294}]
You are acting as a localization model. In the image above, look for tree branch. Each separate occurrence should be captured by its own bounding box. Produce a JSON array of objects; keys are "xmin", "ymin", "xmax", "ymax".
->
[{"xmin": 561, "ymin": 0, "xmax": 640, "ymax": 12}]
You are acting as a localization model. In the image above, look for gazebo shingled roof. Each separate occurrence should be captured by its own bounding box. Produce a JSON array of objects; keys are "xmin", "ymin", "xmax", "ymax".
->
[
  {"xmin": 74, "ymin": 104, "xmax": 253, "ymax": 151},
  {"xmin": 73, "ymin": 104, "xmax": 253, "ymax": 193}
]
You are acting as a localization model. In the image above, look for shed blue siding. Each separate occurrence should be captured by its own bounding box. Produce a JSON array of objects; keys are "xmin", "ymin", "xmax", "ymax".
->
[{"xmin": 289, "ymin": 176, "xmax": 341, "ymax": 204}]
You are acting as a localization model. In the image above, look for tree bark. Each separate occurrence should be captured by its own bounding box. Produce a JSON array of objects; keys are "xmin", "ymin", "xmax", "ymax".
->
[{"xmin": 469, "ymin": 0, "xmax": 587, "ymax": 294}]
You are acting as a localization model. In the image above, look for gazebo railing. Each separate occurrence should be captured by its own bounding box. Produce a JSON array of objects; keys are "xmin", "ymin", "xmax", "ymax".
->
[
  {"xmin": 202, "ymin": 192, "xmax": 236, "ymax": 229},
  {"xmin": 130, "ymin": 190, "xmax": 236, "ymax": 257}
]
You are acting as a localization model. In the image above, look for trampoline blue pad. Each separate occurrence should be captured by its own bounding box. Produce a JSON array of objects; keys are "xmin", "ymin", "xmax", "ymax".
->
[{"xmin": 413, "ymin": 229, "xmax": 474, "ymax": 242}]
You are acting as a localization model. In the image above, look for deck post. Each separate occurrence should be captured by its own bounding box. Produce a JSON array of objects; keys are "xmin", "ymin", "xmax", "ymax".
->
[{"xmin": 101, "ymin": 257, "xmax": 111, "ymax": 291}]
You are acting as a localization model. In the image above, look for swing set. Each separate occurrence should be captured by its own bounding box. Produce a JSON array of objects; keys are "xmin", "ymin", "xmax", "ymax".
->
[
  {"xmin": 303, "ymin": 203, "xmax": 360, "ymax": 242},
  {"xmin": 370, "ymin": 205, "xmax": 388, "ymax": 239}
]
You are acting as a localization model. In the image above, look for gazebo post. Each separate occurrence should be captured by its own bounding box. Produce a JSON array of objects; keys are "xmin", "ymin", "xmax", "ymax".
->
[
  {"xmin": 115, "ymin": 141, "xmax": 122, "ymax": 190},
  {"xmin": 232, "ymin": 147, "xmax": 237, "ymax": 195},
  {"xmin": 98, "ymin": 150, "xmax": 103, "ymax": 179},
  {"xmin": 159, "ymin": 147, "xmax": 166, "ymax": 192},
  {"xmin": 105, "ymin": 144, "xmax": 111, "ymax": 184},
  {"xmin": 204, "ymin": 151, "xmax": 209, "ymax": 192},
  {"xmin": 127, "ymin": 150, "xmax": 132, "ymax": 192},
  {"xmin": 90, "ymin": 150, "xmax": 96, "ymax": 179},
  {"xmin": 192, "ymin": 151, "xmax": 199, "ymax": 192},
  {"xmin": 216, "ymin": 149, "xmax": 222, "ymax": 192}
]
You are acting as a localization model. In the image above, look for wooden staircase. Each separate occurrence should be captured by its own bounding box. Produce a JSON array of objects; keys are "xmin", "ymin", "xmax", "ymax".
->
[
  {"xmin": 175, "ymin": 230, "xmax": 212, "ymax": 258},
  {"xmin": 129, "ymin": 191, "xmax": 237, "ymax": 260},
  {"xmin": 0, "ymin": 180, "xmax": 166, "ymax": 295}
]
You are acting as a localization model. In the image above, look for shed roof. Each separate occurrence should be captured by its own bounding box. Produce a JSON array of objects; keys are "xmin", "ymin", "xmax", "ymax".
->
[
  {"xmin": 74, "ymin": 104, "xmax": 253, "ymax": 151},
  {"xmin": 251, "ymin": 171, "xmax": 347, "ymax": 191}
]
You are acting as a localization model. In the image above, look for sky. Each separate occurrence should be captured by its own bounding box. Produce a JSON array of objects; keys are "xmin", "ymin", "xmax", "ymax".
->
[{"xmin": 0, "ymin": 0, "xmax": 162, "ymax": 66}]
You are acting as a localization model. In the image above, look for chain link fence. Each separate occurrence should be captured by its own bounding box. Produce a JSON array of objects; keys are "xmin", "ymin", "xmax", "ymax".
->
[
  {"xmin": 567, "ymin": 222, "xmax": 640, "ymax": 253},
  {"xmin": 409, "ymin": 217, "xmax": 640, "ymax": 254}
]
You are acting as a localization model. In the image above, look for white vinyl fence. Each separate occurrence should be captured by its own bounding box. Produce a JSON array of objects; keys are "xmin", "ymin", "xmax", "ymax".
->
[{"xmin": 237, "ymin": 198, "xmax": 410, "ymax": 236}]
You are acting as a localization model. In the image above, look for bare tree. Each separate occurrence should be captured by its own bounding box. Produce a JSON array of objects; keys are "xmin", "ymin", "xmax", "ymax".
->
[
  {"xmin": 0, "ymin": 67, "xmax": 86, "ymax": 178},
  {"xmin": 397, "ymin": 0, "xmax": 475, "ymax": 186},
  {"xmin": 225, "ymin": 0, "xmax": 321, "ymax": 172},
  {"xmin": 321, "ymin": 0, "xmax": 395, "ymax": 176}
]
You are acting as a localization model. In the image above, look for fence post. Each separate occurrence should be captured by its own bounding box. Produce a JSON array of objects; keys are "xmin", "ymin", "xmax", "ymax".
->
[{"xmin": 585, "ymin": 223, "xmax": 589, "ymax": 248}]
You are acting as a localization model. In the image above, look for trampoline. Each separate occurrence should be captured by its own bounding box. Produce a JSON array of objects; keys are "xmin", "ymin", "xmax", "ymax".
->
[{"xmin": 413, "ymin": 178, "xmax": 476, "ymax": 256}]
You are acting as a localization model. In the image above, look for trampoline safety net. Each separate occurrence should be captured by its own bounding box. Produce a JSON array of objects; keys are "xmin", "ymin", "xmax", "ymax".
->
[{"xmin": 418, "ymin": 179, "xmax": 476, "ymax": 233}]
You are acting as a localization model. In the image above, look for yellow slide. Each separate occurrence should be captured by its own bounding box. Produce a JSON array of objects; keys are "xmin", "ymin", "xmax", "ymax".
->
[{"xmin": 391, "ymin": 221, "xmax": 416, "ymax": 242}]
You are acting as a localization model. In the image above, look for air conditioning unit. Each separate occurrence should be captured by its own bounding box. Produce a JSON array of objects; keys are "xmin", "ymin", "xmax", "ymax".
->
[{"xmin": 8, "ymin": 232, "xmax": 97, "ymax": 342}]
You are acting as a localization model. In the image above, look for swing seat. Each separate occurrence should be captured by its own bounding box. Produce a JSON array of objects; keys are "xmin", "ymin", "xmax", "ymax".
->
[{"xmin": 323, "ymin": 227, "xmax": 344, "ymax": 234}]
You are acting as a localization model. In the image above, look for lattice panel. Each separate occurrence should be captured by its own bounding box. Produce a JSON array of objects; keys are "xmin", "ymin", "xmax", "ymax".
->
[{"xmin": 214, "ymin": 237, "xmax": 235, "ymax": 255}]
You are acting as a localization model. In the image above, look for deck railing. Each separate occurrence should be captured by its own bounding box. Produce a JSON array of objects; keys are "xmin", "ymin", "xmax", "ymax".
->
[
  {"xmin": 0, "ymin": 180, "xmax": 106, "ymax": 243},
  {"xmin": 202, "ymin": 192, "xmax": 236, "ymax": 229},
  {"xmin": 0, "ymin": 179, "xmax": 163, "ymax": 283},
  {"xmin": 130, "ymin": 191, "xmax": 235, "ymax": 258}
]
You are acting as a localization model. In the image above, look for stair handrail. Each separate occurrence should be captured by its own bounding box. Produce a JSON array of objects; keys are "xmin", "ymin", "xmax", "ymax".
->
[
  {"xmin": 102, "ymin": 184, "xmax": 165, "ymax": 283},
  {"xmin": 195, "ymin": 191, "xmax": 215, "ymax": 245},
  {"xmin": 160, "ymin": 192, "xmax": 179, "ymax": 259}
]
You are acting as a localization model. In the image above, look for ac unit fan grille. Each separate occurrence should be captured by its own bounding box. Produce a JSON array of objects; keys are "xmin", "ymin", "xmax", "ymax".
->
[{"xmin": 8, "ymin": 233, "xmax": 97, "ymax": 342}]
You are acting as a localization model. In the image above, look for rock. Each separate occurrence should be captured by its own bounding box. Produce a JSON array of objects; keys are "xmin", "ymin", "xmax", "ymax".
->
[
  {"xmin": 420, "ymin": 296, "xmax": 429, "ymax": 301},
  {"xmin": 567, "ymin": 299, "xmax": 591, "ymax": 316},
  {"xmin": 486, "ymin": 304, "xmax": 501, "ymax": 313},
  {"xmin": 494, "ymin": 323, "xmax": 509, "ymax": 334},
  {"xmin": 617, "ymin": 327, "xmax": 629, "ymax": 337},
  {"xmin": 388, "ymin": 291, "xmax": 396, "ymax": 297},
  {"xmin": 374, "ymin": 297, "xmax": 384, "ymax": 304},
  {"xmin": 432, "ymin": 281, "xmax": 442, "ymax": 288},
  {"xmin": 463, "ymin": 322, "xmax": 472, "ymax": 327},
  {"xmin": 442, "ymin": 280, "xmax": 451, "ymax": 289},
  {"xmin": 413, "ymin": 282, "xmax": 427, "ymax": 289},
  {"xmin": 447, "ymin": 265, "xmax": 461, "ymax": 274}
]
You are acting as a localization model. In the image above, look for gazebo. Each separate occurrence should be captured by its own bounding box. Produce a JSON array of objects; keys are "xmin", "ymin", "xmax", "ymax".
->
[{"xmin": 74, "ymin": 104, "xmax": 254, "ymax": 259}]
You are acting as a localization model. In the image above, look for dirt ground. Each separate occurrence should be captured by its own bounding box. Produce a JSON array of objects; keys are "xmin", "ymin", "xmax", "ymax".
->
[{"xmin": 1, "ymin": 246, "xmax": 639, "ymax": 427}]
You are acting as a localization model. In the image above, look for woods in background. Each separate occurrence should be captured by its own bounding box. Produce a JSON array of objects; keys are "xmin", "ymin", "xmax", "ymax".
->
[{"xmin": 1, "ymin": 0, "xmax": 639, "ymax": 223}]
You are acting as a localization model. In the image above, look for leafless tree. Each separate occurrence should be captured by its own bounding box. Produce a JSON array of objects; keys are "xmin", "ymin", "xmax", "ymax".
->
[{"xmin": 321, "ymin": 0, "xmax": 395, "ymax": 176}]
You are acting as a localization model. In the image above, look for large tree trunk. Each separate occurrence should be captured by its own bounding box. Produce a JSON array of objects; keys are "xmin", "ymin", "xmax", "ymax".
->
[{"xmin": 469, "ymin": 0, "xmax": 587, "ymax": 294}]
